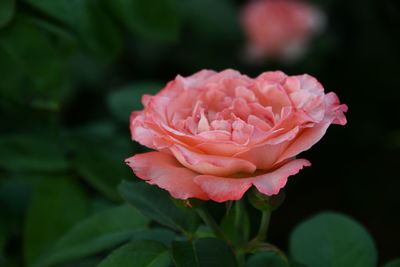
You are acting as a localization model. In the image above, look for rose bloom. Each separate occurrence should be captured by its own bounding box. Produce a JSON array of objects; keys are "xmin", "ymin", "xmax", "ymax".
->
[
  {"xmin": 241, "ymin": 0, "xmax": 325, "ymax": 62},
  {"xmin": 126, "ymin": 69, "xmax": 347, "ymax": 202}
]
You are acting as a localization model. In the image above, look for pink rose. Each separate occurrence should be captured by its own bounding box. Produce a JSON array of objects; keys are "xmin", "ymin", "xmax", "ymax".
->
[
  {"xmin": 126, "ymin": 69, "xmax": 347, "ymax": 202},
  {"xmin": 241, "ymin": 0, "xmax": 325, "ymax": 62}
]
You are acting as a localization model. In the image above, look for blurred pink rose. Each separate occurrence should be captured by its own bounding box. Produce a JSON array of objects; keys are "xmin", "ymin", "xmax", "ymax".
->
[
  {"xmin": 126, "ymin": 69, "xmax": 347, "ymax": 202},
  {"xmin": 241, "ymin": 0, "xmax": 325, "ymax": 62}
]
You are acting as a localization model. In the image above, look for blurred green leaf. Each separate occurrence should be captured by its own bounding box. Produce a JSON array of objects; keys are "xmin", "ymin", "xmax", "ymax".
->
[
  {"xmin": 384, "ymin": 259, "xmax": 400, "ymax": 267},
  {"xmin": 106, "ymin": 0, "xmax": 180, "ymax": 42},
  {"xmin": 180, "ymin": 0, "xmax": 240, "ymax": 43},
  {"xmin": 0, "ymin": 222, "xmax": 5, "ymax": 258},
  {"xmin": 22, "ymin": 0, "xmax": 122, "ymax": 61},
  {"xmin": 129, "ymin": 228, "xmax": 177, "ymax": 247},
  {"xmin": 107, "ymin": 81, "xmax": 163, "ymax": 121},
  {"xmin": 70, "ymin": 121, "xmax": 117, "ymax": 139},
  {"xmin": 0, "ymin": 133, "xmax": 67, "ymax": 172},
  {"xmin": 289, "ymin": 212, "xmax": 377, "ymax": 267},
  {"xmin": 32, "ymin": 205, "xmax": 149, "ymax": 267},
  {"xmin": 57, "ymin": 256, "xmax": 103, "ymax": 267},
  {"xmin": 194, "ymin": 225, "xmax": 214, "ymax": 239},
  {"xmin": 246, "ymin": 252, "xmax": 289, "ymax": 267},
  {"xmin": 29, "ymin": 16, "xmax": 77, "ymax": 52},
  {"xmin": 172, "ymin": 238, "xmax": 238, "ymax": 267},
  {"xmin": 171, "ymin": 240, "xmax": 197, "ymax": 267},
  {"xmin": 118, "ymin": 181, "xmax": 199, "ymax": 234},
  {"xmin": 98, "ymin": 240, "xmax": 171, "ymax": 267},
  {"xmin": 0, "ymin": 176, "xmax": 33, "ymax": 218},
  {"xmin": 0, "ymin": 15, "xmax": 66, "ymax": 104},
  {"xmin": 24, "ymin": 176, "xmax": 88, "ymax": 265},
  {"xmin": 0, "ymin": 0, "xmax": 15, "ymax": 28},
  {"xmin": 221, "ymin": 201, "xmax": 250, "ymax": 246},
  {"xmin": 69, "ymin": 130, "xmax": 133, "ymax": 201}
]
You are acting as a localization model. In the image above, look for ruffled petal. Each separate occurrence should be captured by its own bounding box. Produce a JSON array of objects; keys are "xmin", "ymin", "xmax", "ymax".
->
[
  {"xmin": 252, "ymin": 158, "xmax": 311, "ymax": 195},
  {"xmin": 193, "ymin": 176, "xmax": 253, "ymax": 202},
  {"xmin": 125, "ymin": 152, "xmax": 209, "ymax": 200},
  {"xmin": 130, "ymin": 111, "xmax": 170, "ymax": 150},
  {"xmin": 194, "ymin": 158, "xmax": 310, "ymax": 202},
  {"xmin": 170, "ymin": 145, "xmax": 257, "ymax": 176},
  {"xmin": 276, "ymin": 121, "xmax": 331, "ymax": 163},
  {"xmin": 233, "ymin": 142, "xmax": 287, "ymax": 170}
]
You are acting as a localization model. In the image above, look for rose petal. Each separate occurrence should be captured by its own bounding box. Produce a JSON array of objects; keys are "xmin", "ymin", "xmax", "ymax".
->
[
  {"xmin": 130, "ymin": 111, "xmax": 170, "ymax": 150},
  {"xmin": 194, "ymin": 158, "xmax": 311, "ymax": 202},
  {"xmin": 234, "ymin": 142, "xmax": 287, "ymax": 170},
  {"xmin": 170, "ymin": 145, "xmax": 257, "ymax": 176},
  {"xmin": 195, "ymin": 142, "xmax": 247, "ymax": 156},
  {"xmin": 125, "ymin": 152, "xmax": 209, "ymax": 200},
  {"xmin": 276, "ymin": 121, "xmax": 331, "ymax": 163},
  {"xmin": 252, "ymin": 158, "xmax": 311, "ymax": 195},
  {"xmin": 194, "ymin": 175, "xmax": 253, "ymax": 202}
]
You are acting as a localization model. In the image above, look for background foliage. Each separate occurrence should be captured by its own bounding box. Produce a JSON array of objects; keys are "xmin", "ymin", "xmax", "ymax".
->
[{"xmin": 1, "ymin": 0, "xmax": 399, "ymax": 266}]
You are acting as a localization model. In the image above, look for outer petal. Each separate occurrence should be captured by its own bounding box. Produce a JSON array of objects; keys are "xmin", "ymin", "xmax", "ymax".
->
[
  {"xmin": 233, "ymin": 142, "xmax": 287, "ymax": 170},
  {"xmin": 125, "ymin": 152, "xmax": 209, "ymax": 200},
  {"xmin": 276, "ymin": 121, "xmax": 331, "ymax": 163},
  {"xmin": 194, "ymin": 158, "xmax": 310, "ymax": 202},
  {"xmin": 170, "ymin": 145, "xmax": 257, "ymax": 176},
  {"xmin": 193, "ymin": 176, "xmax": 253, "ymax": 203},
  {"xmin": 252, "ymin": 159, "xmax": 311, "ymax": 195},
  {"xmin": 130, "ymin": 111, "xmax": 167, "ymax": 150}
]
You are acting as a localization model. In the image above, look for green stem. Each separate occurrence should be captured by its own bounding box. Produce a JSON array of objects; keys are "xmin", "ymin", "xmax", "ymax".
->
[
  {"xmin": 252, "ymin": 242, "xmax": 289, "ymax": 264},
  {"xmin": 255, "ymin": 210, "xmax": 271, "ymax": 242},
  {"xmin": 234, "ymin": 200, "xmax": 243, "ymax": 229},
  {"xmin": 195, "ymin": 206, "xmax": 227, "ymax": 241}
]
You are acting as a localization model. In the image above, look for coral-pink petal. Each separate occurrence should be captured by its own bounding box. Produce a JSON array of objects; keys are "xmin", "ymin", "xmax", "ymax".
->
[
  {"xmin": 125, "ymin": 152, "xmax": 209, "ymax": 200},
  {"xmin": 265, "ymin": 126, "xmax": 299, "ymax": 145},
  {"xmin": 170, "ymin": 145, "xmax": 257, "ymax": 176},
  {"xmin": 325, "ymin": 92, "xmax": 348, "ymax": 125},
  {"xmin": 234, "ymin": 142, "xmax": 287, "ymax": 170},
  {"xmin": 256, "ymin": 71, "xmax": 287, "ymax": 82},
  {"xmin": 252, "ymin": 159, "xmax": 311, "ymax": 195},
  {"xmin": 194, "ymin": 175, "xmax": 253, "ymax": 202},
  {"xmin": 276, "ymin": 121, "xmax": 331, "ymax": 163},
  {"xmin": 194, "ymin": 158, "xmax": 310, "ymax": 202},
  {"xmin": 197, "ymin": 130, "xmax": 231, "ymax": 141},
  {"xmin": 195, "ymin": 142, "xmax": 247, "ymax": 157},
  {"xmin": 130, "ymin": 111, "xmax": 167, "ymax": 150}
]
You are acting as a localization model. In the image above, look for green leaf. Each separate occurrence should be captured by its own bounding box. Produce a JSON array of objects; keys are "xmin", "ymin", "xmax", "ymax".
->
[
  {"xmin": 220, "ymin": 201, "xmax": 250, "ymax": 246},
  {"xmin": 107, "ymin": 81, "xmax": 163, "ymax": 121},
  {"xmin": 0, "ymin": 175, "xmax": 35, "ymax": 219},
  {"xmin": 0, "ymin": 133, "xmax": 67, "ymax": 172},
  {"xmin": 98, "ymin": 240, "xmax": 171, "ymax": 267},
  {"xmin": 384, "ymin": 259, "xmax": 400, "ymax": 267},
  {"xmin": 0, "ymin": 222, "xmax": 5, "ymax": 257},
  {"xmin": 172, "ymin": 238, "xmax": 238, "ymax": 267},
  {"xmin": 194, "ymin": 225, "xmax": 214, "ymax": 239},
  {"xmin": 172, "ymin": 240, "xmax": 198, "ymax": 267},
  {"xmin": 24, "ymin": 176, "xmax": 88, "ymax": 265},
  {"xmin": 57, "ymin": 256, "xmax": 103, "ymax": 267},
  {"xmin": 118, "ymin": 181, "xmax": 199, "ymax": 234},
  {"xmin": 0, "ymin": 15, "xmax": 67, "ymax": 103},
  {"xmin": 22, "ymin": 0, "xmax": 122, "ymax": 61},
  {"xmin": 246, "ymin": 252, "xmax": 289, "ymax": 267},
  {"xmin": 179, "ymin": 0, "xmax": 240, "ymax": 43},
  {"xmin": 106, "ymin": 0, "xmax": 180, "ymax": 42},
  {"xmin": 32, "ymin": 205, "xmax": 149, "ymax": 267},
  {"xmin": 0, "ymin": 0, "xmax": 15, "ymax": 28},
  {"xmin": 289, "ymin": 212, "xmax": 378, "ymax": 267},
  {"xmin": 70, "ymin": 135, "xmax": 133, "ymax": 201},
  {"xmin": 129, "ymin": 228, "xmax": 177, "ymax": 247}
]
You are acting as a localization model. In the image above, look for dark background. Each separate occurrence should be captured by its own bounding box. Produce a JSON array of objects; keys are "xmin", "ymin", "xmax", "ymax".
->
[{"xmin": 0, "ymin": 0, "xmax": 399, "ymax": 265}]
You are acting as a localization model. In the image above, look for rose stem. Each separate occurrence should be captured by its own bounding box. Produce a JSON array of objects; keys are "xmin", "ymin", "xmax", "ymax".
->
[
  {"xmin": 255, "ymin": 210, "xmax": 271, "ymax": 242},
  {"xmin": 195, "ymin": 206, "xmax": 227, "ymax": 241}
]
